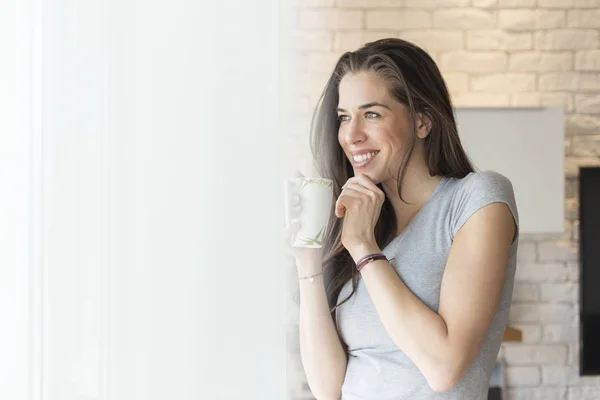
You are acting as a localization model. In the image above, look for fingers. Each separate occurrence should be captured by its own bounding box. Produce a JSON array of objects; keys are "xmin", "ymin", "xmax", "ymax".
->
[
  {"xmin": 335, "ymin": 186, "xmax": 363, "ymax": 218},
  {"xmin": 335, "ymin": 180, "xmax": 380, "ymax": 218},
  {"xmin": 282, "ymin": 219, "xmax": 301, "ymax": 248},
  {"xmin": 342, "ymin": 182, "xmax": 372, "ymax": 197},
  {"xmin": 343, "ymin": 174, "xmax": 381, "ymax": 194}
]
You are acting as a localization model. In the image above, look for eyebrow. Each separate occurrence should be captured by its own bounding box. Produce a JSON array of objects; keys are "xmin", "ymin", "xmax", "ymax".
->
[{"xmin": 336, "ymin": 102, "xmax": 392, "ymax": 113}]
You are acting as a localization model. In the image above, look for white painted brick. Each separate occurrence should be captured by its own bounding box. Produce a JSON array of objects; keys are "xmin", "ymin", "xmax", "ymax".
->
[
  {"xmin": 299, "ymin": 9, "xmax": 363, "ymax": 30},
  {"xmin": 565, "ymin": 156, "xmax": 600, "ymax": 178},
  {"xmin": 569, "ymin": 387, "xmax": 600, "ymax": 400},
  {"xmin": 366, "ymin": 11, "xmax": 431, "ymax": 30},
  {"xmin": 539, "ymin": 0, "xmax": 600, "ymax": 5},
  {"xmin": 400, "ymin": 31, "xmax": 463, "ymax": 52},
  {"xmin": 567, "ymin": 342, "xmax": 579, "ymax": 364},
  {"xmin": 509, "ymin": 324, "xmax": 542, "ymax": 343},
  {"xmin": 538, "ymin": 241, "xmax": 578, "ymax": 261},
  {"xmin": 543, "ymin": 365, "xmax": 573, "ymax": 385},
  {"xmin": 512, "ymin": 93, "xmax": 541, "ymax": 107},
  {"xmin": 543, "ymin": 365, "xmax": 600, "ymax": 389},
  {"xmin": 538, "ymin": 0, "xmax": 576, "ymax": 6},
  {"xmin": 467, "ymin": 31, "xmax": 532, "ymax": 51},
  {"xmin": 571, "ymin": 135, "xmax": 600, "ymax": 157},
  {"xmin": 575, "ymin": 50, "xmax": 600, "ymax": 71},
  {"xmin": 472, "ymin": 0, "xmax": 497, "ymax": 6},
  {"xmin": 543, "ymin": 323, "xmax": 578, "ymax": 343},
  {"xmin": 513, "ymin": 92, "xmax": 575, "ymax": 112},
  {"xmin": 520, "ymin": 230, "xmax": 571, "ymax": 242},
  {"xmin": 509, "ymin": 52, "xmax": 573, "ymax": 72},
  {"xmin": 498, "ymin": 0, "xmax": 535, "ymax": 6},
  {"xmin": 539, "ymin": 72, "xmax": 580, "ymax": 91},
  {"xmin": 565, "ymin": 138, "xmax": 573, "ymax": 158},
  {"xmin": 510, "ymin": 304, "xmax": 572, "ymax": 323},
  {"xmin": 306, "ymin": 52, "xmax": 341, "ymax": 73},
  {"xmin": 333, "ymin": 31, "xmax": 393, "ymax": 52},
  {"xmin": 451, "ymin": 93, "xmax": 510, "ymax": 107},
  {"xmin": 515, "ymin": 262, "xmax": 567, "ymax": 282},
  {"xmin": 433, "ymin": 9, "xmax": 495, "ymax": 29},
  {"xmin": 576, "ymin": 94, "xmax": 600, "ymax": 114},
  {"xmin": 566, "ymin": 115, "xmax": 600, "ymax": 136},
  {"xmin": 471, "ymin": 73, "xmax": 536, "ymax": 92},
  {"xmin": 502, "ymin": 344, "xmax": 568, "ymax": 364},
  {"xmin": 568, "ymin": 10, "xmax": 600, "ymax": 28},
  {"xmin": 565, "ymin": 197, "xmax": 579, "ymax": 219},
  {"xmin": 565, "ymin": 261, "xmax": 579, "ymax": 282},
  {"xmin": 535, "ymin": 30, "xmax": 600, "ymax": 50},
  {"xmin": 579, "ymin": 73, "xmax": 600, "ymax": 91},
  {"xmin": 292, "ymin": 31, "xmax": 333, "ymax": 51},
  {"xmin": 512, "ymin": 282, "xmax": 540, "ymax": 302},
  {"xmin": 404, "ymin": 0, "xmax": 470, "ymax": 7},
  {"xmin": 517, "ymin": 241, "xmax": 537, "ymax": 262},
  {"xmin": 573, "ymin": 0, "xmax": 600, "ymax": 5},
  {"xmin": 538, "ymin": 92, "xmax": 574, "ymax": 113},
  {"xmin": 297, "ymin": 0, "xmax": 335, "ymax": 6},
  {"xmin": 336, "ymin": 0, "xmax": 403, "ymax": 7},
  {"xmin": 506, "ymin": 366, "xmax": 541, "ymax": 387},
  {"xmin": 508, "ymin": 388, "xmax": 568, "ymax": 400},
  {"xmin": 498, "ymin": 10, "xmax": 566, "ymax": 31},
  {"xmin": 440, "ymin": 51, "xmax": 507, "ymax": 72},
  {"xmin": 441, "ymin": 72, "xmax": 469, "ymax": 93},
  {"xmin": 540, "ymin": 283, "xmax": 577, "ymax": 303},
  {"xmin": 571, "ymin": 220, "xmax": 579, "ymax": 241}
]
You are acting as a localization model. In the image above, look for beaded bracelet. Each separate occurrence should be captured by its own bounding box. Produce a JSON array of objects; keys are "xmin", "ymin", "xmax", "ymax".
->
[{"xmin": 356, "ymin": 253, "xmax": 388, "ymax": 272}]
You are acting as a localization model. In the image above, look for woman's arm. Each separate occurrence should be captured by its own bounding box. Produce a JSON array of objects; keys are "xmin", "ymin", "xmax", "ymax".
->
[
  {"xmin": 347, "ymin": 202, "xmax": 516, "ymax": 392},
  {"xmin": 297, "ymin": 260, "xmax": 348, "ymax": 400}
]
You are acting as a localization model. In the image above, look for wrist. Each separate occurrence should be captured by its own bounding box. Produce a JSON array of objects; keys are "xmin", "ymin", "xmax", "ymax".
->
[
  {"xmin": 347, "ymin": 241, "xmax": 381, "ymax": 264},
  {"xmin": 295, "ymin": 258, "xmax": 322, "ymax": 275}
]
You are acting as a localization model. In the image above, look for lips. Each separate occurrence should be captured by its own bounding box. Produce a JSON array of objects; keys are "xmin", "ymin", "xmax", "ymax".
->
[{"xmin": 351, "ymin": 151, "xmax": 379, "ymax": 168}]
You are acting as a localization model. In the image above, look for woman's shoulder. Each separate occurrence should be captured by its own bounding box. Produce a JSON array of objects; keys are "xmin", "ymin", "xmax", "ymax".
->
[
  {"xmin": 444, "ymin": 169, "xmax": 518, "ymax": 229},
  {"xmin": 444, "ymin": 170, "xmax": 515, "ymax": 203}
]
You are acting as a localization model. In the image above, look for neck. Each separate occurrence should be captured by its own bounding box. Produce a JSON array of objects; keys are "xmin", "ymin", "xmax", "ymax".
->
[{"xmin": 381, "ymin": 159, "xmax": 443, "ymax": 235}]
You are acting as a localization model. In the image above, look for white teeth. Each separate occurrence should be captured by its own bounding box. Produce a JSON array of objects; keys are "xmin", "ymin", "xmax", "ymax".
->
[{"xmin": 353, "ymin": 151, "xmax": 378, "ymax": 163}]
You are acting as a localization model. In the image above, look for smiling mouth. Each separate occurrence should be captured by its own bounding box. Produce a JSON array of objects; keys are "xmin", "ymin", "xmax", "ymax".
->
[{"xmin": 351, "ymin": 151, "xmax": 380, "ymax": 168}]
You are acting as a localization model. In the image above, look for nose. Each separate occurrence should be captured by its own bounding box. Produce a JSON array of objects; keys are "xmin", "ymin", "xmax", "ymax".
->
[{"xmin": 343, "ymin": 117, "xmax": 367, "ymax": 146}]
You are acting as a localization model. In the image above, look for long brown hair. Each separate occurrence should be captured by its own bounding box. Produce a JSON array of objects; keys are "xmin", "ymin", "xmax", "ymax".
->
[{"xmin": 309, "ymin": 38, "xmax": 475, "ymax": 338}]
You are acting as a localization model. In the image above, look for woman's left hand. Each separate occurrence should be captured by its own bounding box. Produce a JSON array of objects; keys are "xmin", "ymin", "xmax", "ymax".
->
[{"xmin": 335, "ymin": 174, "xmax": 385, "ymax": 252}]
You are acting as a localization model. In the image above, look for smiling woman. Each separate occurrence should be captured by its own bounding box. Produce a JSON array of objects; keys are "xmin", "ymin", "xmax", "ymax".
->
[{"xmin": 292, "ymin": 38, "xmax": 519, "ymax": 400}]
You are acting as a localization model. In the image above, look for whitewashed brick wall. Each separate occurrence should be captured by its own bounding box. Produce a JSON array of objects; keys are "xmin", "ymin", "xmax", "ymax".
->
[{"xmin": 281, "ymin": 1, "xmax": 600, "ymax": 399}]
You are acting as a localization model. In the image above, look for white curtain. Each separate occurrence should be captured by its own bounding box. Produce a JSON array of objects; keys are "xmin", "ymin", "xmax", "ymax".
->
[{"xmin": 1, "ymin": 1, "xmax": 288, "ymax": 399}]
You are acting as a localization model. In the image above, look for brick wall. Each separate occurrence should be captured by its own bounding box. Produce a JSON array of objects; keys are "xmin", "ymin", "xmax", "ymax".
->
[{"xmin": 281, "ymin": 1, "xmax": 600, "ymax": 399}]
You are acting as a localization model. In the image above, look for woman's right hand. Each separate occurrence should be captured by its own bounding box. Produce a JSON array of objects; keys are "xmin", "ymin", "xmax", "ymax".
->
[{"xmin": 283, "ymin": 171, "xmax": 325, "ymax": 276}]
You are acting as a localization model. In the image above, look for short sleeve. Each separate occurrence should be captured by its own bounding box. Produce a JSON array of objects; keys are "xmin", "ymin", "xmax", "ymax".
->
[{"xmin": 449, "ymin": 170, "xmax": 519, "ymax": 246}]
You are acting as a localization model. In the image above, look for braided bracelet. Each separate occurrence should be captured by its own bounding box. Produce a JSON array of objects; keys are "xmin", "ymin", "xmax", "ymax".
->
[{"xmin": 356, "ymin": 253, "xmax": 388, "ymax": 272}]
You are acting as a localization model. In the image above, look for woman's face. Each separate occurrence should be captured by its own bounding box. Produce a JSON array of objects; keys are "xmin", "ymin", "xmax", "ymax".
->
[{"xmin": 337, "ymin": 70, "xmax": 413, "ymax": 184}]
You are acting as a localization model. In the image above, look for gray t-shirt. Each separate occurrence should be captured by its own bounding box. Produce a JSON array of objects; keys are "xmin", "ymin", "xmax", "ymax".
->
[{"xmin": 335, "ymin": 170, "xmax": 519, "ymax": 400}]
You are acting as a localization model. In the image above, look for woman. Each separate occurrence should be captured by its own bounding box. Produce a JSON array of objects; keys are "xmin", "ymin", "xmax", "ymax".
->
[{"xmin": 286, "ymin": 38, "xmax": 518, "ymax": 400}]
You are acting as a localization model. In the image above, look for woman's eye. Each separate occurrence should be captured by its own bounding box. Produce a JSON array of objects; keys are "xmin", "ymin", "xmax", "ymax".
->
[
  {"xmin": 338, "ymin": 115, "xmax": 350, "ymax": 122},
  {"xmin": 365, "ymin": 112, "xmax": 379, "ymax": 119}
]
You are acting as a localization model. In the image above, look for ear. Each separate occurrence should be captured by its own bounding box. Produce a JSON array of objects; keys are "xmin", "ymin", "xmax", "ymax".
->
[{"xmin": 416, "ymin": 112, "xmax": 432, "ymax": 139}]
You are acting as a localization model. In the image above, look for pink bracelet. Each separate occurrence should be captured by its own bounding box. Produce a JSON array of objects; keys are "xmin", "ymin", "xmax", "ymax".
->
[{"xmin": 356, "ymin": 253, "xmax": 388, "ymax": 272}]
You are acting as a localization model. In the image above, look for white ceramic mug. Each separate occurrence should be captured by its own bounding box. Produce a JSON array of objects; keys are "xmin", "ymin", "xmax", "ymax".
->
[{"xmin": 284, "ymin": 177, "xmax": 333, "ymax": 248}]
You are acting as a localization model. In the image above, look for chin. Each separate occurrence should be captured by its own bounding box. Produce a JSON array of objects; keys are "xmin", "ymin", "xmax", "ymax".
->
[{"xmin": 353, "ymin": 171, "xmax": 379, "ymax": 183}]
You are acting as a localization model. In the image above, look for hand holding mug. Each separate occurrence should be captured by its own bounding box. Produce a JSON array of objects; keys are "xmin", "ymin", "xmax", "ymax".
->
[{"xmin": 283, "ymin": 170, "xmax": 328, "ymax": 275}]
